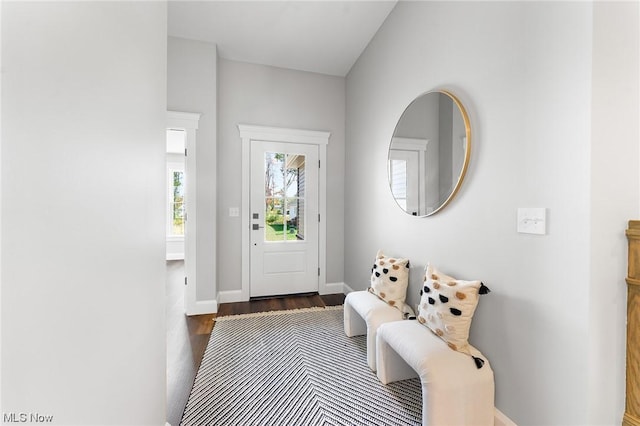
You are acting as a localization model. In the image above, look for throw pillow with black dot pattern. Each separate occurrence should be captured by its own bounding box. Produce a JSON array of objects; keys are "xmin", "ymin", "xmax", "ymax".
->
[
  {"xmin": 368, "ymin": 250, "xmax": 412, "ymax": 315},
  {"xmin": 417, "ymin": 263, "xmax": 490, "ymax": 368}
]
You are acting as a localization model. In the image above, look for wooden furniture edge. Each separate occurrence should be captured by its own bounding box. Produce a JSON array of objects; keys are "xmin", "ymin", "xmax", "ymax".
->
[
  {"xmin": 626, "ymin": 221, "xmax": 640, "ymax": 424},
  {"xmin": 624, "ymin": 412, "xmax": 640, "ymax": 426},
  {"xmin": 627, "ymin": 277, "xmax": 640, "ymax": 287}
]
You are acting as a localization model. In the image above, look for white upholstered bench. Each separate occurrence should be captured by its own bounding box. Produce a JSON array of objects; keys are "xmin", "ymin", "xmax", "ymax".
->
[
  {"xmin": 343, "ymin": 290, "xmax": 405, "ymax": 371},
  {"xmin": 376, "ymin": 320, "xmax": 495, "ymax": 426}
]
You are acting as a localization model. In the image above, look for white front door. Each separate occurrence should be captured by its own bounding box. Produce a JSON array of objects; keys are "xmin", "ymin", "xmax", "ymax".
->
[{"xmin": 250, "ymin": 141, "xmax": 319, "ymax": 298}]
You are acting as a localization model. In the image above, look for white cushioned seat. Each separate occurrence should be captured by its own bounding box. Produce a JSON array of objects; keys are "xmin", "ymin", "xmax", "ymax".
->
[
  {"xmin": 343, "ymin": 290, "xmax": 404, "ymax": 371},
  {"xmin": 376, "ymin": 320, "xmax": 494, "ymax": 426}
]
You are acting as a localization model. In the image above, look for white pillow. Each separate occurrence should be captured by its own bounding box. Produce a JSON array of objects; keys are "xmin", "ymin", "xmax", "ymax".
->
[
  {"xmin": 368, "ymin": 250, "xmax": 412, "ymax": 315},
  {"xmin": 417, "ymin": 263, "xmax": 489, "ymax": 368}
]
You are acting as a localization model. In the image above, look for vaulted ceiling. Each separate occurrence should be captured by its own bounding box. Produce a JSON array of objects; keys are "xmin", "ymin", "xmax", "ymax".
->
[{"xmin": 168, "ymin": 1, "xmax": 397, "ymax": 77}]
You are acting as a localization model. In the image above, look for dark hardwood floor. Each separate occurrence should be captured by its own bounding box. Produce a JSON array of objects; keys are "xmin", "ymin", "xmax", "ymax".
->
[
  {"xmin": 217, "ymin": 292, "xmax": 345, "ymax": 316},
  {"xmin": 166, "ymin": 260, "xmax": 345, "ymax": 426}
]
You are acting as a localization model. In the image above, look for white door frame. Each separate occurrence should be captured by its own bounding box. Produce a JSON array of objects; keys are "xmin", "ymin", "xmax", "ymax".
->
[
  {"xmin": 238, "ymin": 124, "xmax": 330, "ymax": 301},
  {"xmin": 249, "ymin": 141, "xmax": 319, "ymax": 297},
  {"xmin": 390, "ymin": 137, "xmax": 428, "ymax": 215},
  {"xmin": 168, "ymin": 111, "xmax": 200, "ymax": 314}
]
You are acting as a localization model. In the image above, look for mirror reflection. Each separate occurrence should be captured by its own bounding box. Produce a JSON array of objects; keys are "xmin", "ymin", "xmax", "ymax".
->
[{"xmin": 388, "ymin": 90, "xmax": 471, "ymax": 216}]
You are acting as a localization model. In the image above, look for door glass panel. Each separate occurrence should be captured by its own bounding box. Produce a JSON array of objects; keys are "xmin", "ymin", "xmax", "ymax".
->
[
  {"xmin": 265, "ymin": 152, "xmax": 284, "ymax": 198},
  {"xmin": 389, "ymin": 159, "xmax": 407, "ymax": 211},
  {"xmin": 295, "ymin": 196, "xmax": 305, "ymax": 240},
  {"xmin": 171, "ymin": 170, "xmax": 185, "ymax": 236},
  {"xmin": 264, "ymin": 152, "xmax": 305, "ymax": 242},
  {"xmin": 285, "ymin": 196, "xmax": 299, "ymax": 239}
]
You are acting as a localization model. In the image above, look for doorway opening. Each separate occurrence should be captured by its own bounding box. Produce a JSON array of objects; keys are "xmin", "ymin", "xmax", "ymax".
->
[
  {"xmin": 167, "ymin": 111, "xmax": 200, "ymax": 315},
  {"xmin": 166, "ymin": 129, "xmax": 185, "ymax": 260}
]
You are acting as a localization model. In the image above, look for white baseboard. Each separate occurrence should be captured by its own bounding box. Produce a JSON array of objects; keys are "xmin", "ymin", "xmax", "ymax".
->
[
  {"xmin": 186, "ymin": 299, "xmax": 218, "ymax": 316},
  {"xmin": 320, "ymin": 282, "xmax": 346, "ymax": 295},
  {"xmin": 218, "ymin": 290, "xmax": 244, "ymax": 304},
  {"xmin": 494, "ymin": 408, "xmax": 517, "ymax": 426},
  {"xmin": 343, "ymin": 283, "xmax": 356, "ymax": 294}
]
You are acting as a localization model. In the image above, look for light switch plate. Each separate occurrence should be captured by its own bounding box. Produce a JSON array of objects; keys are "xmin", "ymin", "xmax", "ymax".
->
[
  {"xmin": 229, "ymin": 207, "xmax": 240, "ymax": 217},
  {"xmin": 517, "ymin": 208, "xmax": 546, "ymax": 235}
]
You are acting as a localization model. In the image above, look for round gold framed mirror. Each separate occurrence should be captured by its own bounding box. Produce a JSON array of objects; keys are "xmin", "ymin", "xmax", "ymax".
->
[{"xmin": 388, "ymin": 90, "xmax": 471, "ymax": 217}]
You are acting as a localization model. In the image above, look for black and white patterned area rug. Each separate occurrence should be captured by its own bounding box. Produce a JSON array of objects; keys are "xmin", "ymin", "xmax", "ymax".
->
[{"xmin": 180, "ymin": 306, "xmax": 421, "ymax": 426}]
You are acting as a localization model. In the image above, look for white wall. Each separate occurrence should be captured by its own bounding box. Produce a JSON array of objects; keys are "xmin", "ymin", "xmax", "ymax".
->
[
  {"xmin": 346, "ymin": 2, "xmax": 638, "ymax": 424},
  {"xmin": 167, "ymin": 36, "xmax": 217, "ymax": 303},
  {"xmin": 1, "ymin": 2, "xmax": 167, "ymax": 424},
  {"xmin": 217, "ymin": 59, "xmax": 346, "ymax": 294},
  {"xmin": 588, "ymin": 2, "xmax": 639, "ymax": 422}
]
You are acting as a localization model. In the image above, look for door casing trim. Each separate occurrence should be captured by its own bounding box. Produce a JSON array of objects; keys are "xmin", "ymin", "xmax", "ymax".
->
[
  {"xmin": 238, "ymin": 124, "xmax": 330, "ymax": 302},
  {"xmin": 168, "ymin": 111, "xmax": 201, "ymax": 315}
]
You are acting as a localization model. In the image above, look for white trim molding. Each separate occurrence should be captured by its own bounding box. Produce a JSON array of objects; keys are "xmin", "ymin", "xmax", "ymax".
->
[
  {"xmin": 188, "ymin": 299, "xmax": 218, "ymax": 316},
  {"xmin": 167, "ymin": 111, "xmax": 201, "ymax": 130},
  {"xmin": 343, "ymin": 283, "xmax": 356, "ymax": 294},
  {"xmin": 494, "ymin": 408, "xmax": 517, "ymax": 426},
  {"xmin": 167, "ymin": 111, "xmax": 202, "ymax": 315},
  {"xmin": 321, "ymin": 282, "xmax": 346, "ymax": 295},
  {"xmin": 218, "ymin": 290, "xmax": 244, "ymax": 304},
  {"xmin": 238, "ymin": 124, "xmax": 330, "ymax": 145},
  {"xmin": 238, "ymin": 124, "xmax": 330, "ymax": 301},
  {"xmin": 390, "ymin": 137, "xmax": 428, "ymax": 152}
]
